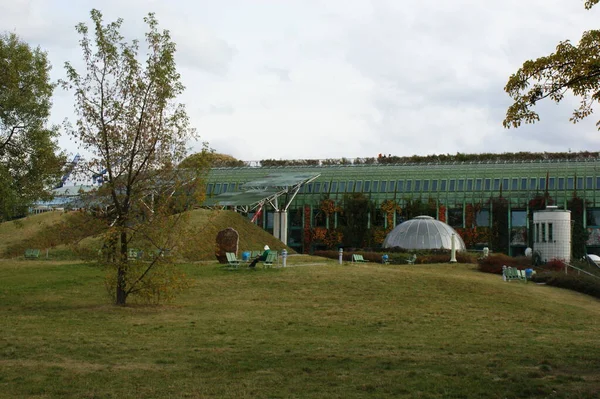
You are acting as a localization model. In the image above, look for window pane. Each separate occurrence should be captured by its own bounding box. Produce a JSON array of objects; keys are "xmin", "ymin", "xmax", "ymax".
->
[
  {"xmin": 364, "ymin": 181, "xmax": 371, "ymax": 192},
  {"xmin": 476, "ymin": 179, "xmax": 482, "ymax": 191},
  {"xmin": 521, "ymin": 178, "xmax": 527, "ymax": 190},
  {"xmin": 414, "ymin": 180, "xmax": 421, "ymax": 191},
  {"xmin": 396, "ymin": 180, "xmax": 403, "ymax": 192},
  {"xmin": 347, "ymin": 181, "xmax": 354, "ymax": 192},
  {"xmin": 485, "ymin": 179, "xmax": 491, "ymax": 191},
  {"xmin": 449, "ymin": 179, "xmax": 456, "ymax": 191},
  {"xmin": 558, "ymin": 178, "xmax": 564, "ymax": 190},
  {"xmin": 586, "ymin": 177, "xmax": 593, "ymax": 190},
  {"xmin": 406, "ymin": 180, "xmax": 412, "ymax": 192},
  {"xmin": 314, "ymin": 182, "xmax": 321, "ymax": 193},
  {"xmin": 567, "ymin": 177, "xmax": 574, "ymax": 190},
  {"xmin": 577, "ymin": 177, "xmax": 583, "ymax": 190},
  {"xmin": 457, "ymin": 179, "xmax": 464, "ymax": 191},
  {"xmin": 423, "ymin": 180, "xmax": 430, "ymax": 192},
  {"xmin": 440, "ymin": 180, "xmax": 447, "ymax": 191},
  {"xmin": 511, "ymin": 210, "xmax": 527, "ymax": 227},
  {"xmin": 323, "ymin": 182, "xmax": 329, "ymax": 192},
  {"xmin": 372, "ymin": 181, "xmax": 379, "ymax": 192},
  {"xmin": 206, "ymin": 184, "xmax": 213, "ymax": 195},
  {"xmin": 380, "ymin": 181, "xmax": 387, "ymax": 193},
  {"xmin": 511, "ymin": 178, "xmax": 518, "ymax": 191},
  {"xmin": 448, "ymin": 208, "xmax": 463, "ymax": 227},
  {"xmin": 215, "ymin": 183, "xmax": 221, "ymax": 194},
  {"xmin": 539, "ymin": 178, "xmax": 545, "ymax": 190},
  {"xmin": 587, "ymin": 209, "xmax": 600, "ymax": 226},
  {"xmin": 339, "ymin": 182, "xmax": 346, "ymax": 192},
  {"xmin": 305, "ymin": 184, "xmax": 311, "ymax": 193},
  {"xmin": 503, "ymin": 179, "xmax": 509, "ymax": 190},
  {"xmin": 388, "ymin": 181, "xmax": 395, "ymax": 192},
  {"xmin": 549, "ymin": 178, "xmax": 555, "ymax": 190},
  {"xmin": 467, "ymin": 179, "xmax": 473, "ymax": 191},
  {"xmin": 493, "ymin": 179, "xmax": 500, "ymax": 191},
  {"xmin": 529, "ymin": 178, "xmax": 536, "ymax": 190},
  {"xmin": 355, "ymin": 181, "xmax": 362, "ymax": 192},
  {"xmin": 431, "ymin": 180, "xmax": 438, "ymax": 191},
  {"xmin": 331, "ymin": 182, "xmax": 338, "ymax": 192},
  {"xmin": 475, "ymin": 209, "xmax": 489, "ymax": 227}
]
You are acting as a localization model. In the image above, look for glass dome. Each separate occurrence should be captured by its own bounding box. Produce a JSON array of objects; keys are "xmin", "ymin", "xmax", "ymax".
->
[{"xmin": 383, "ymin": 216, "xmax": 466, "ymax": 251}]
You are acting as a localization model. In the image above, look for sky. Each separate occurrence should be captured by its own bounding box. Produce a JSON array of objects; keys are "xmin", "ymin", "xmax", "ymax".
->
[{"xmin": 1, "ymin": 0, "xmax": 599, "ymax": 162}]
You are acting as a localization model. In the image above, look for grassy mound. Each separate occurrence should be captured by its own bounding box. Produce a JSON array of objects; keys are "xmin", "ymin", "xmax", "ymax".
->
[
  {"xmin": 0, "ymin": 209, "xmax": 293, "ymax": 261},
  {"xmin": 1, "ymin": 260, "xmax": 600, "ymax": 397}
]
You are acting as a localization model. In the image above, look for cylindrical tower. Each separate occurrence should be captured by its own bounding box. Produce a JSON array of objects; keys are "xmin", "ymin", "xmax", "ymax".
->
[{"xmin": 532, "ymin": 206, "xmax": 571, "ymax": 263}]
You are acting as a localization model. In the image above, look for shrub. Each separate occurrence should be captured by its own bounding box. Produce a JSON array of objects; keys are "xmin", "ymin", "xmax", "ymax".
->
[
  {"xmin": 478, "ymin": 254, "xmax": 531, "ymax": 275},
  {"xmin": 531, "ymin": 272, "xmax": 600, "ymax": 299},
  {"xmin": 313, "ymin": 250, "xmax": 476, "ymax": 264},
  {"xmin": 541, "ymin": 258, "xmax": 567, "ymax": 272}
]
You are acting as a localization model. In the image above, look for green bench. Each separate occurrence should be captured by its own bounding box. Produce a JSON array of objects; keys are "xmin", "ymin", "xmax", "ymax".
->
[
  {"xmin": 352, "ymin": 254, "xmax": 368, "ymax": 263},
  {"xmin": 502, "ymin": 266, "xmax": 528, "ymax": 282},
  {"xmin": 262, "ymin": 252, "xmax": 278, "ymax": 268},
  {"xmin": 225, "ymin": 252, "xmax": 241, "ymax": 269},
  {"xmin": 406, "ymin": 254, "xmax": 417, "ymax": 264},
  {"xmin": 24, "ymin": 249, "xmax": 40, "ymax": 259}
]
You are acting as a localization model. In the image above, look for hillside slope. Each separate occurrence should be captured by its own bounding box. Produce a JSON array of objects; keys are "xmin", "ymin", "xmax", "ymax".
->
[{"xmin": 0, "ymin": 209, "xmax": 292, "ymax": 260}]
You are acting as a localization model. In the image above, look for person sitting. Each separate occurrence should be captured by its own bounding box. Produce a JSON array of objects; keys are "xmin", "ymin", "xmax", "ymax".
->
[{"xmin": 249, "ymin": 245, "xmax": 270, "ymax": 268}]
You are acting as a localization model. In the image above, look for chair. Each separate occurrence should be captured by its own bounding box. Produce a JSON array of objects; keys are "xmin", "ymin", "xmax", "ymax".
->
[
  {"xmin": 251, "ymin": 250, "xmax": 261, "ymax": 259},
  {"xmin": 262, "ymin": 252, "xmax": 278, "ymax": 268},
  {"xmin": 406, "ymin": 254, "xmax": 417, "ymax": 264},
  {"xmin": 24, "ymin": 249, "xmax": 40, "ymax": 259},
  {"xmin": 128, "ymin": 248, "xmax": 143, "ymax": 261},
  {"xmin": 225, "ymin": 252, "xmax": 241, "ymax": 269},
  {"xmin": 352, "ymin": 254, "xmax": 368, "ymax": 263}
]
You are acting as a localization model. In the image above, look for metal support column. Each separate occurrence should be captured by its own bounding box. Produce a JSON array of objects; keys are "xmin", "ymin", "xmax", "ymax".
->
[
  {"xmin": 280, "ymin": 210, "xmax": 288, "ymax": 245},
  {"xmin": 273, "ymin": 211, "xmax": 281, "ymax": 241}
]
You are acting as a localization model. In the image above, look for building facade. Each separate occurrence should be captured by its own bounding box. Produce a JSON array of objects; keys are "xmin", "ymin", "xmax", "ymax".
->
[{"xmin": 204, "ymin": 157, "xmax": 600, "ymax": 255}]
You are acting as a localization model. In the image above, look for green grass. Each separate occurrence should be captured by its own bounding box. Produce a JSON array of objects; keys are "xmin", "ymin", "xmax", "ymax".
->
[{"xmin": 1, "ymin": 259, "xmax": 600, "ymax": 398}]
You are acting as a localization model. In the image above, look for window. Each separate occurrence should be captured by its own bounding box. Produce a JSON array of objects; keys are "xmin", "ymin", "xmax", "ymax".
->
[
  {"xmin": 406, "ymin": 180, "xmax": 412, "ymax": 192},
  {"xmin": 396, "ymin": 180, "xmax": 403, "ymax": 192},
  {"xmin": 364, "ymin": 181, "xmax": 371, "ymax": 192},
  {"xmin": 339, "ymin": 182, "xmax": 346, "ymax": 192},
  {"xmin": 214, "ymin": 183, "xmax": 221, "ymax": 194},
  {"xmin": 305, "ymin": 184, "xmax": 312, "ymax": 193},
  {"xmin": 354, "ymin": 181, "xmax": 362, "ymax": 192},
  {"xmin": 414, "ymin": 180, "xmax": 421, "ymax": 192},
  {"xmin": 448, "ymin": 208, "xmax": 463, "ymax": 228},
  {"xmin": 511, "ymin": 178, "xmax": 518, "ymax": 191},
  {"xmin": 206, "ymin": 184, "xmax": 213, "ymax": 195},
  {"xmin": 577, "ymin": 177, "xmax": 583, "ymax": 190},
  {"xmin": 380, "ymin": 181, "xmax": 387, "ymax": 193},
  {"xmin": 567, "ymin": 177, "xmax": 574, "ymax": 190},
  {"xmin": 372, "ymin": 181, "xmax": 379, "ymax": 192},
  {"xmin": 331, "ymin": 182, "xmax": 338, "ymax": 192},
  {"xmin": 476, "ymin": 179, "xmax": 482, "ymax": 191},
  {"xmin": 511, "ymin": 210, "xmax": 527, "ymax": 227},
  {"xmin": 323, "ymin": 182, "xmax": 329, "ymax": 193},
  {"xmin": 423, "ymin": 180, "xmax": 430, "ymax": 192},
  {"xmin": 493, "ymin": 179, "xmax": 500, "ymax": 191},
  {"xmin": 535, "ymin": 223, "xmax": 539, "ymax": 243},
  {"xmin": 314, "ymin": 182, "xmax": 321, "ymax": 193},
  {"xmin": 503, "ymin": 179, "xmax": 509, "ymax": 191},
  {"xmin": 541, "ymin": 223, "xmax": 546, "ymax": 242},
  {"xmin": 457, "ymin": 179, "xmax": 464, "ymax": 191},
  {"xmin": 558, "ymin": 178, "xmax": 564, "ymax": 190},
  {"xmin": 529, "ymin": 178, "xmax": 536, "ymax": 190},
  {"xmin": 388, "ymin": 181, "xmax": 395, "ymax": 192},
  {"xmin": 485, "ymin": 179, "xmax": 491, "ymax": 191},
  {"xmin": 449, "ymin": 179, "xmax": 456, "ymax": 191},
  {"xmin": 597, "ymin": 177, "xmax": 600, "ymax": 190},
  {"xmin": 347, "ymin": 181, "xmax": 354, "ymax": 192},
  {"xmin": 587, "ymin": 209, "xmax": 600, "ymax": 226},
  {"xmin": 548, "ymin": 223, "xmax": 553, "ymax": 242},
  {"xmin": 539, "ymin": 178, "xmax": 545, "ymax": 190},
  {"xmin": 467, "ymin": 179, "xmax": 473, "ymax": 191},
  {"xmin": 475, "ymin": 209, "xmax": 490, "ymax": 227},
  {"xmin": 431, "ymin": 180, "xmax": 438, "ymax": 191},
  {"xmin": 586, "ymin": 177, "xmax": 593, "ymax": 190},
  {"xmin": 549, "ymin": 177, "xmax": 555, "ymax": 190},
  {"xmin": 440, "ymin": 180, "xmax": 447, "ymax": 191},
  {"xmin": 221, "ymin": 183, "xmax": 229, "ymax": 193},
  {"xmin": 521, "ymin": 178, "xmax": 527, "ymax": 190}
]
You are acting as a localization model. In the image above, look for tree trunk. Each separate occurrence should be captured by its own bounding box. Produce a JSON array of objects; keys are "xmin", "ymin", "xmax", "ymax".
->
[{"xmin": 115, "ymin": 230, "xmax": 128, "ymax": 305}]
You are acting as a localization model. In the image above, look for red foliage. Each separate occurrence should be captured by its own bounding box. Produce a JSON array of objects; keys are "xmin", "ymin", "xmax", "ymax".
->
[
  {"xmin": 478, "ymin": 254, "xmax": 531, "ymax": 274},
  {"xmin": 543, "ymin": 258, "xmax": 567, "ymax": 272}
]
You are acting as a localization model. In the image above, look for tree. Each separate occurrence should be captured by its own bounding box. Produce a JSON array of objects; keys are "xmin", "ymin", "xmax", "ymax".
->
[
  {"xmin": 62, "ymin": 10, "xmax": 199, "ymax": 305},
  {"xmin": 504, "ymin": 1, "xmax": 600, "ymax": 128},
  {"xmin": 0, "ymin": 33, "xmax": 64, "ymax": 219}
]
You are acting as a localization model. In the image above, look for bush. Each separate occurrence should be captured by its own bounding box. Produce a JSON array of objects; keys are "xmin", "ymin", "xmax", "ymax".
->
[
  {"xmin": 531, "ymin": 272, "xmax": 600, "ymax": 299},
  {"xmin": 541, "ymin": 258, "xmax": 567, "ymax": 272},
  {"xmin": 313, "ymin": 250, "xmax": 476, "ymax": 264},
  {"xmin": 478, "ymin": 254, "xmax": 531, "ymax": 275}
]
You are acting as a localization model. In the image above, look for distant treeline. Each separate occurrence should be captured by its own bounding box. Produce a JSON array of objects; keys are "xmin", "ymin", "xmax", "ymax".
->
[{"xmin": 251, "ymin": 151, "xmax": 600, "ymax": 168}]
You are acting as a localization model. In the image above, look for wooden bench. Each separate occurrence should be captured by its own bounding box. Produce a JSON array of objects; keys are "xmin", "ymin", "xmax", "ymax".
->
[
  {"xmin": 406, "ymin": 254, "xmax": 417, "ymax": 264},
  {"xmin": 225, "ymin": 252, "xmax": 241, "ymax": 269},
  {"xmin": 502, "ymin": 266, "xmax": 527, "ymax": 282},
  {"xmin": 262, "ymin": 252, "xmax": 278, "ymax": 268},
  {"xmin": 352, "ymin": 254, "xmax": 368, "ymax": 263},
  {"xmin": 24, "ymin": 249, "xmax": 40, "ymax": 259}
]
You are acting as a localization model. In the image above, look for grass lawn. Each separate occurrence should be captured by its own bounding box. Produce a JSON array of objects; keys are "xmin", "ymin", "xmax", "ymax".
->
[{"xmin": 1, "ymin": 258, "xmax": 600, "ymax": 398}]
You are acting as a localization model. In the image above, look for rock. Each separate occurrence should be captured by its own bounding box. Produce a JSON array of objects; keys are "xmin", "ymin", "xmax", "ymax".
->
[{"xmin": 215, "ymin": 227, "xmax": 239, "ymax": 264}]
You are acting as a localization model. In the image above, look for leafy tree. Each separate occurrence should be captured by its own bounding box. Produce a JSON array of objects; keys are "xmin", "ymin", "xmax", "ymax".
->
[
  {"xmin": 62, "ymin": 10, "xmax": 199, "ymax": 305},
  {"xmin": 179, "ymin": 149, "xmax": 245, "ymax": 169},
  {"xmin": 504, "ymin": 1, "xmax": 600, "ymax": 128},
  {"xmin": 0, "ymin": 33, "xmax": 64, "ymax": 219},
  {"xmin": 339, "ymin": 193, "xmax": 372, "ymax": 248}
]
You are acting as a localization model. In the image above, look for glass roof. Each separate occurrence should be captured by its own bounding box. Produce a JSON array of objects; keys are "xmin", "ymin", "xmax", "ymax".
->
[
  {"xmin": 383, "ymin": 216, "xmax": 466, "ymax": 251},
  {"xmin": 240, "ymin": 173, "xmax": 320, "ymax": 189},
  {"xmin": 203, "ymin": 189, "xmax": 280, "ymax": 207}
]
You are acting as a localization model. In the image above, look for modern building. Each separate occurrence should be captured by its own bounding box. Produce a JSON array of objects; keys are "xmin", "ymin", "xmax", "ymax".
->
[{"xmin": 204, "ymin": 155, "xmax": 600, "ymax": 255}]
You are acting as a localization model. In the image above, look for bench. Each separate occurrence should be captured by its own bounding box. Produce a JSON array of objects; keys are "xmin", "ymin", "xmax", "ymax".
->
[
  {"xmin": 262, "ymin": 252, "xmax": 278, "ymax": 268},
  {"xmin": 406, "ymin": 254, "xmax": 417, "ymax": 264},
  {"xmin": 24, "ymin": 249, "xmax": 40, "ymax": 259},
  {"xmin": 128, "ymin": 248, "xmax": 143, "ymax": 261},
  {"xmin": 502, "ymin": 266, "xmax": 527, "ymax": 282},
  {"xmin": 225, "ymin": 252, "xmax": 241, "ymax": 269},
  {"xmin": 352, "ymin": 254, "xmax": 368, "ymax": 263}
]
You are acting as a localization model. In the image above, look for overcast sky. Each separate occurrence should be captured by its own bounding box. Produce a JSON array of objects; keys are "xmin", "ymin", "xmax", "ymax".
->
[{"xmin": 2, "ymin": 0, "xmax": 599, "ymax": 162}]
